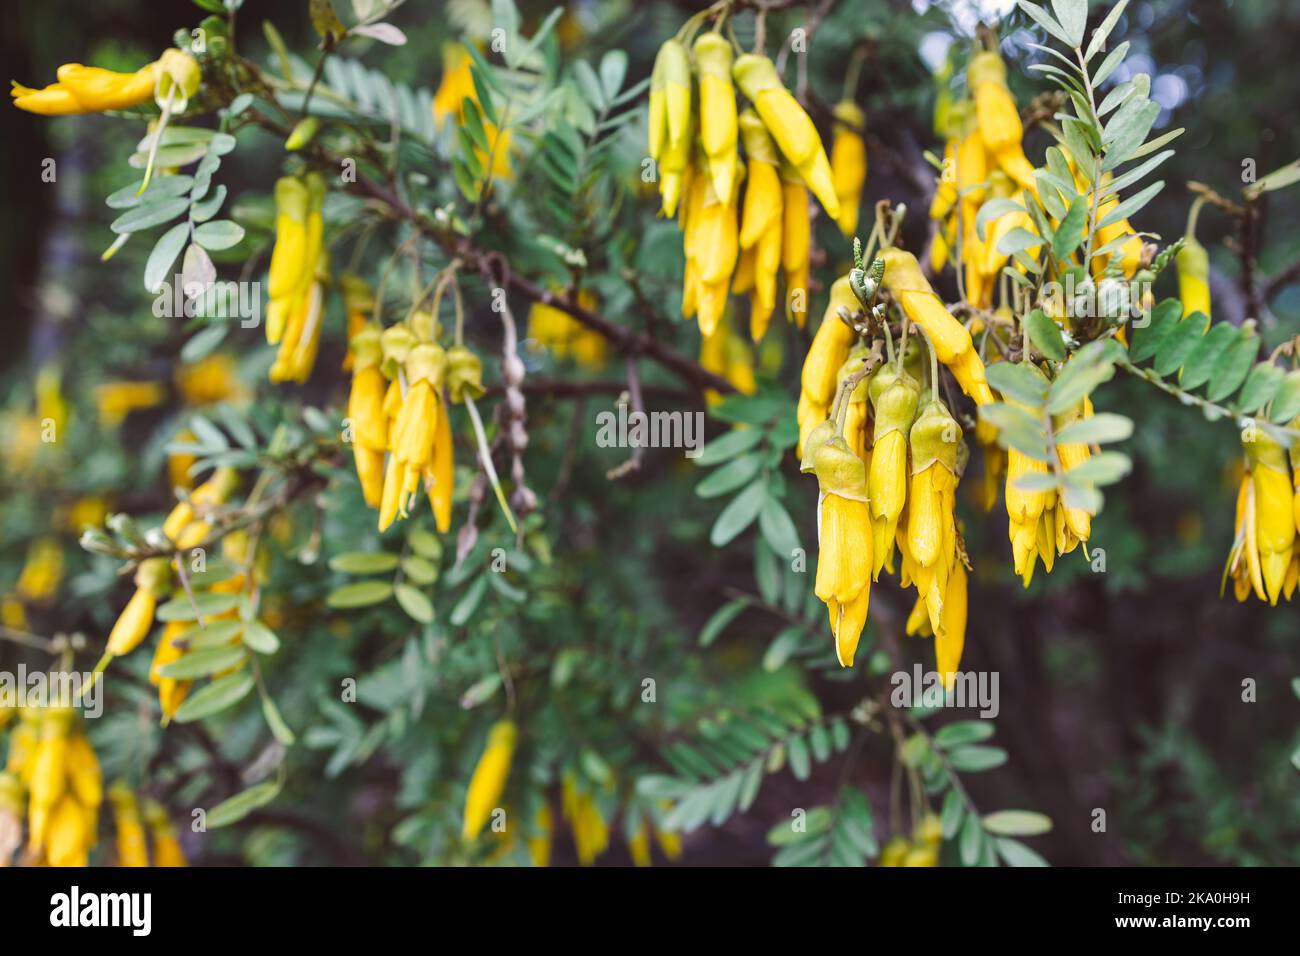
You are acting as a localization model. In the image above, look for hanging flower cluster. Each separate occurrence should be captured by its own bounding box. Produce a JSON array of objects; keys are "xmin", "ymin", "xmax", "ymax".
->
[
  {"xmin": 2, "ymin": 708, "xmax": 101, "ymax": 867},
  {"xmin": 648, "ymin": 15, "xmax": 862, "ymax": 342}
]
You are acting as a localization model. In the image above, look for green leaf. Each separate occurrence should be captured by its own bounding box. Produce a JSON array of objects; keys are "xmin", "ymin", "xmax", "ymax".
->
[
  {"xmin": 980, "ymin": 404, "xmax": 1051, "ymax": 461},
  {"xmin": 242, "ymin": 621, "xmax": 280, "ymax": 655},
  {"xmin": 144, "ymin": 222, "xmax": 190, "ymax": 293},
  {"xmin": 758, "ymin": 496, "xmax": 801, "ymax": 559},
  {"xmin": 983, "ymin": 810, "xmax": 1054, "ymax": 837},
  {"xmin": 1099, "ymin": 179, "xmax": 1164, "ymax": 227},
  {"xmin": 326, "ymin": 580, "xmax": 394, "ymax": 609},
  {"xmin": 156, "ymin": 592, "xmax": 240, "ymax": 622},
  {"xmin": 997, "ymin": 837, "xmax": 1050, "ymax": 866},
  {"xmin": 695, "ymin": 427, "xmax": 765, "ymax": 466},
  {"xmin": 394, "ymin": 583, "xmax": 434, "ymax": 623},
  {"xmin": 959, "ymin": 810, "xmax": 984, "ymax": 866},
  {"xmin": 941, "ymin": 788, "xmax": 965, "ymax": 839},
  {"xmin": 1085, "ymin": 0, "xmax": 1130, "ymax": 61},
  {"xmin": 947, "ymin": 745, "xmax": 1008, "ymax": 772},
  {"xmin": 1054, "ymin": 412, "xmax": 1133, "ymax": 445},
  {"xmin": 934, "ymin": 720, "xmax": 996, "ymax": 749},
  {"xmin": 1049, "ymin": 0, "xmax": 1087, "ymax": 46},
  {"xmin": 1268, "ymin": 371, "xmax": 1300, "ymax": 423},
  {"xmin": 1154, "ymin": 315, "xmax": 1209, "ymax": 377},
  {"xmin": 1017, "ymin": 0, "xmax": 1073, "ymax": 46},
  {"xmin": 997, "ymin": 226, "xmax": 1045, "ymax": 256},
  {"xmin": 204, "ymin": 779, "xmax": 281, "ymax": 829},
  {"xmin": 710, "ymin": 478, "xmax": 767, "ymax": 547},
  {"xmin": 975, "ymin": 198, "xmax": 1025, "ymax": 242},
  {"xmin": 1047, "ymin": 342, "xmax": 1118, "ymax": 414},
  {"xmin": 763, "ymin": 626, "xmax": 804, "ymax": 672},
  {"xmin": 449, "ymin": 575, "xmax": 488, "ymax": 626},
  {"xmin": 156, "ymin": 645, "xmax": 247, "ymax": 680},
  {"xmin": 1206, "ymin": 331, "xmax": 1261, "ymax": 403},
  {"xmin": 699, "ymin": 597, "xmax": 749, "ymax": 647},
  {"xmin": 1052, "ymin": 196, "xmax": 1089, "ymax": 261},
  {"xmin": 1179, "ymin": 321, "xmax": 1239, "ymax": 389},
  {"xmin": 696, "ymin": 453, "xmax": 762, "ymax": 498},
  {"xmin": 1236, "ymin": 362, "xmax": 1285, "ymax": 415},
  {"xmin": 787, "ymin": 735, "xmax": 811, "ymax": 781},
  {"xmin": 173, "ymin": 671, "xmax": 255, "ymax": 723},
  {"xmin": 261, "ymin": 693, "xmax": 296, "ymax": 746},
  {"xmin": 329, "ymin": 551, "xmax": 400, "ymax": 574},
  {"xmin": 401, "ymin": 555, "xmax": 438, "ymax": 585},
  {"xmin": 986, "ymin": 362, "xmax": 1050, "ymax": 408},
  {"xmin": 1128, "ymin": 298, "xmax": 1182, "ymax": 363},
  {"xmin": 192, "ymin": 219, "xmax": 245, "ymax": 251},
  {"xmin": 110, "ymin": 196, "xmax": 190, "ymax": 234},
  {"xmin": 1025, "ymin": 309, "xmax": 1066, "ymax": 361},
  {"xmin": 1064, "ymin": 450, "xmax": 1132, "ymax": 485}
]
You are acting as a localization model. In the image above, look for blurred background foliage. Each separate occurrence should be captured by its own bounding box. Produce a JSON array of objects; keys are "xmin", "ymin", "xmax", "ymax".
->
[{"xmin": 1, "ymin": 0, "xmax": 1297, "ymax": 866}]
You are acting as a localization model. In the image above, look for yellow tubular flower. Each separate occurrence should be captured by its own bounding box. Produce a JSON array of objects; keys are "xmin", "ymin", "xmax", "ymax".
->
[
  {"xmin": 907, "ymin": 401, "xmax": 960, "ymax": 635},
  {"xmin": 269, "ymin": 248, "xmax": 330, "ymax": 384},
  {"xmin": 830, "ymin": 101, "xmax": 867, "ymax": 237},
  {"xmin": 347, "ymin": 325, "xmax": 389, "ymax": 508},
  {"xmin": 868, "ymin": 368, "xmax": 922, "ymax": 578},
  {"xmin": 1246, "ymin": 432, "xmax": 1295, "ymax": 605},
  {"xmin": 738, "ymin": 111, "xmax": 784, "ymax": 341},
  {"xmin": 47, "ymin": 794, "xmax": 89, "ymax": 867},
  {"xmin": 16, "ymin": 537, "xmax": 64, "ymax": 601},
  {"xmin": 1177, "ymin": 199, "xmax": 1211, "ymax": 321},
  {"xmin": 732, "ymin": 53, "xmax": 839, "ymax": 220},
  {"xmin": 527, "ymin": 804, "xmax": 553, "ymax": 867},
  {"xmin": 12, "ymin": 59, "xmax": 159, "ymax": 115},
  {"xmin": 966, "ymin": 51, "xmax": 1036, "ymax": 192},
  {"xmin": 106, "ymin": 557, "xmax": 171, "ymax": 658},
  {"xmin": 144, "ymin": 800, "xmax": 186, "ymax": 867},
  {"xmin": 27, "ymin": 708, "xmax": 73, "ymax": 853},
  {"xmin": 382, "ymin": 343, "xmax": 447, "ymax": 531},
  {"xmin": 463, "ymin": 720, "xmax": 516, "ymax": 841},
  {"xmin": 813, "ymin": 437, "xmax": 873, "ymax": 667},
  {"xmin": 109, "ymin": 784, "xmax": 148, "ymax": 867},
  {"xmin": 432, "ymin": 43, "xmax": 475, "ymax": 124},
  {"xmin": 878, "ymin": 248, "xmax": 994, "ymax": 405},
  {"xmin": 800, "ymin": 277, "xmax": 860, "ymax": 409},
  {"xmin": 934, "ymin": 560, "xmax": 968, "ymax": 686},
  {"xmin": 694, "ymin": 32, "xmax": 738, "ymax": 204},
  {"xmin": 781, "ymin": 166, "xmax": 812, "ymax": 327},
  {"xmin": 426, "ymin": 387, "xmax": 455, "ymax": 534},
  {"xmin": 150, "ymin": 621, "xmax": 191, "ymax": 722},
  {"xmin": 266, "ymin": 176, "xmax": 311, "ymax": 345},
  {"xmin": 65, "ymin": 734, "xmax": 102, "ymax": 813},
  {"xmin": 95, "ymin": 381, "xmax": 166, "ymax": 427},
  {"xmin": 1053, "ymin": 403, "xmax": 1093, "ymax": 546},
  {"xmin": 629, "ymin": 819, "xmax": 653, "ymax": 867}
]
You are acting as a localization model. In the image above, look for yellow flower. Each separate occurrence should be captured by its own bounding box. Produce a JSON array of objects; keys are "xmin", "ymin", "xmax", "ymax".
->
[
  {"xmin": 106, "ymin": 557, "xmax": 171, "ymax": 658},
  {"xmin": 868, "ymin": 368, "xmax": 921, "ymax": 578},
  {"xmin": 878, "ymin": 247, "xmax": 994, "ymax": 406},
  {"xmin": 737, "ymin": 111, "xmax": 784, "ymax": 341},
  {"xmin": 150, "ymin": 621, "xmax": 192, "ymax": 723},
  {"xmin": 12, "ymin": 60, "xmax": 158, "ymax": 115},
  {"xmin": 347, "ymin": 325, "xmax": 389, "ymax": 509},
  {"xmin": 266, "ymin": 173, "xmax": 326, "ymax": 350},
  {"xmin": 561, "ymin": 774, "xmax": 610, "ymax": 865},
  {"xmin": 966, "ymin": 51, "xmax": 1036, "ymax": 192},
  {"xmin": 95, "ymin": 381, "xmax": 165, "ymax": 427},
  {"xmin": 1246, "ymin": 432, "xmax": 1294, "ymax": 605},
  {"xmin": 432, "ymin": 43, "xmax": 476, "ymax": 124},
  {"xmin": 1177, "ymin": 199, "xmax": 1211, "ymax": 320},
  {"xmin": 174, "ymin": 353, "xmax": 246, "ymax": 406},
  {"xmin": 781, "ymin": 170, "xmax": 810, "ymax": 328},
  {"xmin": 269, "ymin": 248, "xmax": 330, "ymax": 384},
  {"xmin": 527, "ymin": 803, "xmax": 553, "ymax": 867},
  {"xmin": 144, "ymin": 800, "xmax": 186, "ymax": 867},
  {"xmin": 830, "ymin": 101, "xmax": 867, "ymax": 237},
  {"xmin": 16, "ymin": 537, "xmax": 64, "ymax": 602},
  {"xmin": 109, "ymin": 784, "xmax": 149, "ymax": 867},
  {"xmin": 463, "ymin": 721, "xmax": 517, "ymax": 841},
  {"xmin": 813, "ymin": 436, "xmax": 872, "ymax": 667},
  {"xmin": 906, "ymin": 401, "xmax": 960, "ymax": 638},
  {"xmin": 693, "ymin": 32, "xmax": 738, "ymax": 205},
  {"xmin": 426, "ymin": 387, "xmax": 455, "ymax": 534},
  {"xmin": 733, "ymin": 53, "xmax": 840, "ymax": 220},
  {"xmin": 381, "ymin": 343, "xmax": 447, "ymax": 531}
]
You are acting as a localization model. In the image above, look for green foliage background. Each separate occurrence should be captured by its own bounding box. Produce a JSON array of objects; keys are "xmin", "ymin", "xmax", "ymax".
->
[{"xmin": 1, "ymin": 0, "xmax": 1298, "ymax": 866}]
